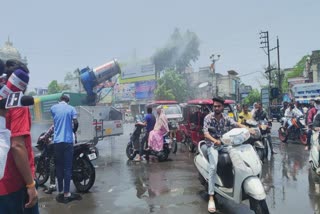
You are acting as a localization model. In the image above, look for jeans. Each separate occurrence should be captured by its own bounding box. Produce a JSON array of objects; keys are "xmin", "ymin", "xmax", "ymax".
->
[
  {"xmin": 207, "ymin": 146, "xmax": 218, "ymax": 196},
  {"xmin": 55, "ymin": 143, "xmax": 73, "ymax": 193},
  {"xmin": 267, "ymin": 134, "xmax": 274, "ymax": 152}
]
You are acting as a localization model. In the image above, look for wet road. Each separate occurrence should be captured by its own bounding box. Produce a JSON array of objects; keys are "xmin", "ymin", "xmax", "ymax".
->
[{"xmin": 37, "ymin": 123, "xmax": 319, "ymax": 214}]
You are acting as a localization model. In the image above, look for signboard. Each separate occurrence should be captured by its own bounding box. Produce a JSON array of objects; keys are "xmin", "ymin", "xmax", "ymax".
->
[
  {"xmin": 292, "ymin": 83, "xmax": 320, "ymax": 97},
  {"xmin": 135, "ymin": 81, "xmax": 156, "ymax": 100},
  {"xmin": 121, "ymin": 63, "xmax": 155, "ymax": 79},
  {"xmin": 114, "ymin": 83, "xmax": 135, "ymax": 101},
  {"xmin": 261, "ymin": 88, "xmax": 269, "ymax": 106}
]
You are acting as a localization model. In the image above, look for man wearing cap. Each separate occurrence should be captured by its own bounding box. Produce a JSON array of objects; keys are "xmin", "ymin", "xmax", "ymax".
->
[
  {"xmin": 0, "ymin": 59, "xmax": 39, "ymax": 213},
  {"xmin": 51, "ymin": 94, "xmax": 80, "ymax": 203},
  {"xmin": 203, "ymin": 96, "xmax": 250, "ymax": 213}
]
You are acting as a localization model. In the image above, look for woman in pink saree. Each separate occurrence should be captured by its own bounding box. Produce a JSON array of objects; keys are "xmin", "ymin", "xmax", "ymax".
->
[{"xmin": 148, "ymin": 106, "xmax": 169, "ymax": 151}]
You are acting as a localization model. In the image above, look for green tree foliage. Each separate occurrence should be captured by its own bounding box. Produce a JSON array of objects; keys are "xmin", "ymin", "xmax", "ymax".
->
[
  {"xmin": 153, "ymin": 28, "xmax": 200, "ymax": 75},
  {"xmin": 243, "ymin": 89, "xmax": 260, "ymax": 106},
  {"xmin": 47, "ymin": 80, "xmax": 61, "ymax": 94},
  {"xmin": 282, "ymin": 55, "xmax": 309, "ymax": 92},
  {"xmin": 154, "ymin": 70, "xmax": 188, "ymax": 102}
]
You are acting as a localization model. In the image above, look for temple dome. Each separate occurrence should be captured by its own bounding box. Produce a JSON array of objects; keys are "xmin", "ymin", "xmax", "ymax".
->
[{"xmin": 0, "ymin": 38, "xmax": 27, "ymax": 64}]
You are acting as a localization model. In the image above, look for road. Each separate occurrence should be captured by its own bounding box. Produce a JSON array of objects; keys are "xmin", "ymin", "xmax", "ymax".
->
[{"xmin": 37, "ymin": 122, "xmax": 319, "ymax": 214}]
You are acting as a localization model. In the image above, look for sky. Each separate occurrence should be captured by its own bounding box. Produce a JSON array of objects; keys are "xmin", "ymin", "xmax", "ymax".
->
[{"xmin": 0, "ymin": 0, "xmax": 319, "ymax": 90}]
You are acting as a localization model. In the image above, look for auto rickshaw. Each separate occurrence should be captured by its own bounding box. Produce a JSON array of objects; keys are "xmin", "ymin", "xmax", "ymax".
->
[{"xmin": 183, "ymin": 99, "xmax": 236, "ymax": 152}]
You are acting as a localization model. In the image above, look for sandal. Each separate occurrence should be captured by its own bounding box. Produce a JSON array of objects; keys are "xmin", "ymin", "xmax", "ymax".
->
[{"xmin": 208, "ymin": 200, "xmax": 216, "ymax": 213}]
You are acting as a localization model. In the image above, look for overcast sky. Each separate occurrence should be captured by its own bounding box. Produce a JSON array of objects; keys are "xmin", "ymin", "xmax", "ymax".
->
[{"xmin": 0, "ymin": 0, "xmax": 319, "ymax": 89}]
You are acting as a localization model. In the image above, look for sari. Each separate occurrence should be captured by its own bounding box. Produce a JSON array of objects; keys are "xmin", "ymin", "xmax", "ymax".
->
[{"xmin": 148, "ymin": 109, "xmax": 169, "ymax": 151}]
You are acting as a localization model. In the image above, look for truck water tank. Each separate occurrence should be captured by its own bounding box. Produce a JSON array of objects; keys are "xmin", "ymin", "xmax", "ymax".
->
[{"xmin": 93, "ymin": 59, "xmax": 121, "ymax": 84}]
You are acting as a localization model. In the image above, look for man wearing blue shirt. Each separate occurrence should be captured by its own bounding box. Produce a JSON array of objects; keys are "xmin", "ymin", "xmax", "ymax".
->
[
  {"xmin": 51, "ymin": 95, "xmax": 80, "ymax": 203},
  {"xmin": 134, "ymin": 107, "xmax": 156, "ymax": 161}
]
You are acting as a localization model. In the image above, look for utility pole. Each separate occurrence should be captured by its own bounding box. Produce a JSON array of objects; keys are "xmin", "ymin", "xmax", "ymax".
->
[
  {"xmin": 277, "ymin": 37, "xmax": 281, "ymax": 97},
  {"xmin": 210, "ymin": 54, "xmax": 220, "ymax": 97},
  {"xmin": 260, "ymin": 31, "xmax": 272, "ymax": 114}
]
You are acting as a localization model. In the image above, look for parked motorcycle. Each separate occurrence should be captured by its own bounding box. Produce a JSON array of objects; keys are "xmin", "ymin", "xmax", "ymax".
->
[
  {"xmin": 309, "ymin": 130, "xmax": 320, "ymax": 174},
  {"xmin": 278, "ymin": 116, "xmax": 307, "ymax": 144},
  {"xmin": 34, "ymin": 133, "xmax": 97, "ymax": 193},
  {"xmin": 194, "ymin": 128, "xmax": 269, "ymax": 214},
  {"xmin": 126, "ymin": 123, "xmax": 172, "ymax": 162}
]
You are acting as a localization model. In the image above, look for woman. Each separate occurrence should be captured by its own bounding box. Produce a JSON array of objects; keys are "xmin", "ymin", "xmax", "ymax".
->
[{"xmin": 148, "ymin": 106, "xmax": 169, "ymax": 151}]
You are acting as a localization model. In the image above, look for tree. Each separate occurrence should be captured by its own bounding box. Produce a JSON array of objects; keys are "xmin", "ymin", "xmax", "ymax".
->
[
  {"xmin": 153, "ymin": 28, "xmax": 200, "ymax": 75},
  {"xmin": 47, "ymin": 80, "xmax": 61, "ymax": 94},
  {"xmin": 243, "ymin": 89, "xmax": 260, "ymax": 106},
  {"xmin": 26, "ymin": 91, "xmax": 36, "ymax": 96},
  {"xmin": 282, "ymin": 55, "xmax": 309, "ymax": 92},
  {"xmin": 154, "ymin": 70, "xmax": 188, "ymax": 102}
]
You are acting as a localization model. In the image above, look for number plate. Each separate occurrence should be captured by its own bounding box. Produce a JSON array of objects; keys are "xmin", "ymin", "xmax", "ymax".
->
[
  {"xmin": 88, "ymin": 153, "xmax": 97, "ymax": 160},
  {"xmin": 105, "ymin": 128, "xmax": 112, "ymax": 135}
]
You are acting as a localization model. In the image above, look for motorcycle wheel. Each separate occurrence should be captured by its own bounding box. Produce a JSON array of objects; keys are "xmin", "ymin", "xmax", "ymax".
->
[
  {"xmin": 278, "ymin": 127, "xmax": 288, "ymax": 143},
  {"xmin": 35, "ymin": 156, "xmax": 49, "ymax": 186},
  {"xmin": 172, "ymin": 140, "xmax": 178, "ymax": 154},
  {"xmin": 262, "ymin": 138, "xmax": 269, "ymax": 159},
  {"xmin": 249, "ymin": 197, "xmax": 270, "ymax": 214},
  {"xmin": 187, "ymin": 138, "xmax": 195, "ymax": 153},
  {"xmin": 299, "ymin": 133, "xmax": 307, "ymax": 145},
  {"xmin": 73, "ymin": 157, "xmax": 96, "ymax": 193},
  {"xmin": 126, "ymin": 143, "xmax": 136, "ymax": 160},
  {"xmin": 256, "ymin": 148, "xmax": 265, "ymax": 162},
  {"xmin": 158, "ymin": 147, "xmax": 169, "ymax": 162}
]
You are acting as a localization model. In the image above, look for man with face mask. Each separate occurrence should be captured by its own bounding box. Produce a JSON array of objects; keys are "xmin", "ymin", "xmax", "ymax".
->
[{"xmin": 203, "ymin": 96, "xmax": 248, "ymax": 213}]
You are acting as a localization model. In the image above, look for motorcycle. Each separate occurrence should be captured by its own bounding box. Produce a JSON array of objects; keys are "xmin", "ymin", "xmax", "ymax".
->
[
  {"xmin": 126, "ymin": 123, "xmax": 172, "ymax": 162},
  {"xmin": 278, "ymin": 115, "xmax": 307, "ymax": 144},
  {"xmin": 194, "ymin": 128, "xmax": 269, "ymax": 214},
  {"xmin": 258, "ymin": 120, "xmax": 273, "ymax": 159},
  {"xmin": 309, "ymin": 130, "xmax": 320, "ymax": 174},
  {"xmin": 240, "ymin": 118, "xmax": 265, "ymax": 161},
  {"xmin": 34, "ymin": 133, "xmax": 97, "ymax": 193}
]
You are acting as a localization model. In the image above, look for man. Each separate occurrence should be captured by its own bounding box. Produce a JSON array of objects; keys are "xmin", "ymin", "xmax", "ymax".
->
[
  {"xmin": 253, "ymin": 102, "xmax": 277, "ymax": 154},
  {"xmin": 306, "ymin": 100, "xmax": 320, "ymax": 150},
  {"xmin": 203, "ymin": 96, "xmax": 249, "ymax": 213},
  {"xmin": 51, "ymin": 95, "xmax": 80, "ymax": 203},
  {"xmin": 238, "ymin": 104, "xmax": 252, "ymax": 124},
  {"xmin": 134, "ymin": 107, "xmax": 156, "ymax": 161},
  {"xmin": 284, "ymin": 102, "xmax": 303, "ymax": 130},
  {"xmin": 0, "ymin": 59, "xmax": 38, "ymax": 213}
]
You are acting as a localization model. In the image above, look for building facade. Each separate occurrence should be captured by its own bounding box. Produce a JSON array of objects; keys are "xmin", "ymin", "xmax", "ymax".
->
[{"xmin": 0, "ymin": 38, "xmax": 28, "ymax": 65}]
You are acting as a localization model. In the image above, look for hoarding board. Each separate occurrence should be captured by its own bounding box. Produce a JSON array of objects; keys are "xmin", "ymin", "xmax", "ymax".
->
[
  {"xmin": 121, "ymin": 63, "xmax": 155, "ymax": 80},
  {"xmin": 135, "ymin": 81, "xmax": 156, "ymax": 100},
  {"xmin": 114, "ymin": 83, "xmax": 136, "ymax": 101}
]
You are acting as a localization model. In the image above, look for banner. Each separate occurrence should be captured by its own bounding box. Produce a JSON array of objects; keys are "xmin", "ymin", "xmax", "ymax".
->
[
  {"xmin": 135, "ymin": 81, "xmax": 156, "ymax": 100},
  {"xmin": 114, "ymin": 83, "xmax": 136, "ymax": 101}
]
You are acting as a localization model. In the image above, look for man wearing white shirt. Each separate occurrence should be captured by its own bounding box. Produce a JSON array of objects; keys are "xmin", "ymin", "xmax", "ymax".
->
[{"xmin": 284, "ymin": 103, "xmax": 303, "ymax": 129}]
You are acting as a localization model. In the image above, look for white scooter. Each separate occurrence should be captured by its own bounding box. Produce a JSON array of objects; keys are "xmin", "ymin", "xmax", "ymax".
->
[
  {"xmin": 194, "ymin": 128, "xmax": 269, "ymax": 214},
  {"xmin": 309, "ymin": 130, "xmax": 320, "ymax": 174}
]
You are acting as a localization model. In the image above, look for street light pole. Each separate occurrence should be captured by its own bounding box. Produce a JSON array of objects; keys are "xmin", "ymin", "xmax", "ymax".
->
[{"xmin": 210, "ymin": 54, "xmax": 220, "ymax": 97}]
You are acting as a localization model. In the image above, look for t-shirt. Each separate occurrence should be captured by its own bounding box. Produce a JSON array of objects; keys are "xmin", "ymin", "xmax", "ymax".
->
[
  {"xmin": 144, "ymin": 113, "xmax": 156, "ymax": 132},
  {"xmin": 51, "ymin": 101, "xmax": 77, "ymax": 143},
  {"xmin": 0, "ymin": 107, "xmax": 34, "ymax": 195}
]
